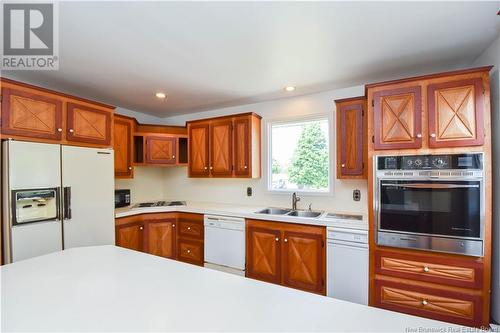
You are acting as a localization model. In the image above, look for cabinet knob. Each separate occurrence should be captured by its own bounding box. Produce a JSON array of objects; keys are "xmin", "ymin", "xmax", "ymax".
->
[
  {"xmin": 187, "ymin": 227, "xmax": 191, "ymax": 230},
  {"xmin": 204, "ymin": 167, "xmax": 208, "ymax": 170},
  {"xmin": 172, "ymin": 155, "xmax": 175, "ymax": 159},
  {"xmin": 422, "ymin": 300, "xmax": 428, "ymax": 306},
  {"xmin": 69, "ymin": 129, "xmax": 74, "ymax": 133},
  {"xmin": 139, "ymin": 226, "xmax": 143, "ymax": 230},
  {"xmin": 187, "ymin": 249, "xmax": 191, "ymax": 254},
  {"xmin": 244, "ymin": 166, "xmax": 248, "ymax": 169},
  {"xmin": 423, "ymin": 266, "xmax": 429, "ymax": 272},
  {"xmin": 172, "ymin": 224, "xmax": 175, "ymax": 228},
  {"xmin": 128, "ymin": 166, "xmax": 132, "ymax": 170},
  {"xmin": 284, "ymin": 238, "xmax": 288, "ymax": 243},
  {"xmin": 275, "ymin": 237, "xmax": 279, "ymax": 242},
  {"xmin": 416, "ymin": 133, "xmax": 422, "ymax": 138},
  {"xmin": 430, "ymin": 133, "xmax": 436, "ymax": 138},
  {"xmin": 57, "ymin": 128, "xmax": 63, "ymax": 132},
  {"xmin": 210, "ymin": 166, "xmax": 213, "ymax": 170},
  {"xmin": 341, "ymin": 164, "xmax": 345, "ymax": 168}
]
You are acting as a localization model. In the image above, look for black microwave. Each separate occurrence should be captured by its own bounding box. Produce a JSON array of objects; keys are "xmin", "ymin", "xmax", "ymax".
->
[{"xmin": 115, "ymin": 189, "xmax": 131, "ymax": 208}]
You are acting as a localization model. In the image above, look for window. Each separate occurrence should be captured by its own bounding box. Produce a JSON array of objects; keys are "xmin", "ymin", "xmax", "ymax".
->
[{"xmin": 268, "ymin": 117, "xmax": 331, "ymax": 193}]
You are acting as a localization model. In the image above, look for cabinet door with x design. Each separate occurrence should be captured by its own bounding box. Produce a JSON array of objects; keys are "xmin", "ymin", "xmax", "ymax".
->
[
  {"xmin": 146, "ymin": 136, "xmax": 177, "ymax": 165},
  {"xmin": 428, "ymin": 78, "xmax": 484, "ymax": 148},
  {"xmin": 373, "ymin": 86, "xmax": 422, "ymax": 150},
  {"xmin": 66, "ymin": 102, "xmax": 112, "ymax": 146},
  {"xmin": 209, "ymin": 119, "xmax": 233, "ymax": 176}
]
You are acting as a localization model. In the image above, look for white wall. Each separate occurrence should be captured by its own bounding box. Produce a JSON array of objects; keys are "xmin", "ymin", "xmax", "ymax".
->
[
  {"xmin": 472, "ymin": 32, "xmax": 500, "ymax": 323},
  {"xmin": 161, "ymin": 85, "xmax": 368, "ymax": 214},
  {"xmin": 115, "ymin": 167, "xmax": 166, "ymax": 203}
]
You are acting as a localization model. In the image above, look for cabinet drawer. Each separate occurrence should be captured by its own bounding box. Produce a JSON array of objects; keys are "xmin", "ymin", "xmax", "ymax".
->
[
  {"xmin": 375, "ymin": 251, "xmax": 482, "ymax": 289},
  {"xmin": 375, "ymin": 280, "xmax": 481, "ymax": 327},
  {"xmin": 177, "ymin": 239, "xmax": 203, "ymax": 266},
  {"xmin": 178, "ymin": 220, "xmax": 203, "ymax": 240}
]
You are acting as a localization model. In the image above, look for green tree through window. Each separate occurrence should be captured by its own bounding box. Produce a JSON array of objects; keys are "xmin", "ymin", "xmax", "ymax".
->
[{"xmin": 288, "ymin": 123, "xmax": 329, "ymax": 189}]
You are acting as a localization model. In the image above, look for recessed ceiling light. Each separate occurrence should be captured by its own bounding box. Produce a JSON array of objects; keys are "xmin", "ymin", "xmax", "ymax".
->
[
  {"xmin": 284, "ymin": 86, "xmax": 296, "ymax": 92},
  {"xmin": 155, "ymin": 92, "xmax": 167, "ymax": 99}
]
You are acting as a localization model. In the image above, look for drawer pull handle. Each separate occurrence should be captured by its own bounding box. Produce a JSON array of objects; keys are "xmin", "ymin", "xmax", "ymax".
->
[
  {"xmin": 172, "ymin": 224, "xmax": 175, "ymax": 228},
  {"xmin": 284, "ymin": 238, "xmax": 288, "ymax": 242},
  {"xmin": 187, "ymin": 250, "xmax": 191, "ymax": 254},
  {"xmin": 187, "ymin": 227, "xmax": 191, "ymax": 230},
  {"xmin": 275, "ymin": 237, "xmax": 279, "ymax": 242},
  {"xmin": 57, "ymin": 128, "xmax": 63, "ymax": 132},
  {"xmin": 139, "ymin": 226, "xmax": 143, "ymax": 230},
  {"xmin": 423, "ymin": 266, "xmax": 430, "ymax": 272},
  {"xmin": 422, "ymin": 300, "xmax": 428, "ymax": 306},
  {"xmin": 69, "ymin": 129, "xmax": 74, "ymax": 133}
]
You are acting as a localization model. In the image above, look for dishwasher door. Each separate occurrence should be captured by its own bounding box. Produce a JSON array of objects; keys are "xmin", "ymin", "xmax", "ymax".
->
[
  {"xmin": 327, "ymin": 239, "xmax": 368, "ymax": 305},
  {"xmin": 204, "ymin": 215, "xmax": 245, "ymax": 271}
]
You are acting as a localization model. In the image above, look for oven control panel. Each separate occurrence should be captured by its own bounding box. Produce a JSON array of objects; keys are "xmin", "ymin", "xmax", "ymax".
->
[{"xmin": 377, "ymin": 153, "xmax": 483, "ymax": 170}]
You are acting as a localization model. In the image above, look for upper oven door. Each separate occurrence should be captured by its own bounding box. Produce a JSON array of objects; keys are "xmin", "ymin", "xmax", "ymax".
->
[{"xmin": 378, "ymin": 180, "xmax": 482, "ymax": 239}]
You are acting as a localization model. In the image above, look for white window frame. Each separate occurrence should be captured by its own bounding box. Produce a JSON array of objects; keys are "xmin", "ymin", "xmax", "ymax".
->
[{"xmin": 265, "ymin": 113, "xmax": 334, "ymax": 196}]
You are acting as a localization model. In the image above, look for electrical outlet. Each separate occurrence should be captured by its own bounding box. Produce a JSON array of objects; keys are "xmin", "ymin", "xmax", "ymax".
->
[
  {"xmin": 247, "ymin": 187, "xmax": 253, "ymax": 196},
  {"xmin": 353, "ymin": 189, "xmax": 361, "ymax": 201}
]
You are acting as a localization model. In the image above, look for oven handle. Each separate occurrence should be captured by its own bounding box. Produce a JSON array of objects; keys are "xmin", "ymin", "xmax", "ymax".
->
[{"xmin": 381, "ymin": 183, "xmax": 480, "ymax": 189}]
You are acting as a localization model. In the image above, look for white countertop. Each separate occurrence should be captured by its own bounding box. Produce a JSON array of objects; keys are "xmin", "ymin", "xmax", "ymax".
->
[
  {"xmin": 115, "ymin": 201, "xmax": 368, "ymax": 230},
  {"xmin": 1, "ymin": 246, "xmax": 463, "ymax": 332}
]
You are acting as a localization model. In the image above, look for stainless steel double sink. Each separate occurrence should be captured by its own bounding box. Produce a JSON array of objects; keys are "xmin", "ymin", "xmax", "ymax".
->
[{"xmin": 255, "ymin": 207, "xmax": 324, "ymax": 218}]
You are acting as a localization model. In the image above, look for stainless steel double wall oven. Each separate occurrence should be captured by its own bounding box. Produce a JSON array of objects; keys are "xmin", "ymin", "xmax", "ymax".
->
[{"xmin": 375, "ymin": 153, "xmax": 484, "ymax": 257}]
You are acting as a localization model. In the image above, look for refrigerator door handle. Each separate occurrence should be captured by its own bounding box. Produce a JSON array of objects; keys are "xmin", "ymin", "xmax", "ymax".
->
[{"xmin": 63, "ymin": 186, "xmax": 72, "ymax": 220}]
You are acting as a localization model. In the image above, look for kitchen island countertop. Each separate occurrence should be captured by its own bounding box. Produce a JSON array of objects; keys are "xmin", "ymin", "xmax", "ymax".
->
[{"xmin": 1, "ymin": 245, "xmax": 464, "ymax": 332}]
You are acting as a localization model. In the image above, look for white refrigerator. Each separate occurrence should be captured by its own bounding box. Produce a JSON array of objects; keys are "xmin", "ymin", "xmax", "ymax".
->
[{"xmin": 2, "ymin": 140, "xmax": 115, "ymax": 263}]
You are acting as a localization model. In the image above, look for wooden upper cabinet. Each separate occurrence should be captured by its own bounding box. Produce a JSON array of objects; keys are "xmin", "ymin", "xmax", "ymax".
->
[
  {"xmin": 210, "ymin": 119, "xmax": 233, "ymax": 176},
  {"xmin": 246, "ymin": 225, "xmax": 282, "ymax": 284},
  {"xmin": 373, "ymin": 86, "xmax": 422, "ymax": 150},
  {"xmin": 144, "ymin": 219, "xmax": 176, "ymax": 259},
  {"xmin": 187, "ymin": 113, "xmax": 261, "ymax": 178},
  {"xmin": 283, "ymin": 231, "xmax": 325, "ymax": 294},
  {"xmin": 335, "ymin": 97, "xmax": 366, "ymax": 178},
  {"xmin": 66, "ymin": 102, "xmax": 112, "ymax": 146},
  {"xmin": 116, "ymin": 222, "xmax": 144, "ymax": 252},
  {"xmin": 146, "ymin": 136, "xmax": 176, "ymax": 164},
  {"xmin": 233, "ymin": 116, "xmax": 253, "ymax": 177},
  {"xmin": 428, "ymin": 78, "xmax": 484, "ymax": 148},
  {"xmin": 1, "ymin": 87, "xmax": 63, "ymax": 140},
  {"xmin": 114, "ymin": 115, "xmax": 134, "ymax": 178},
  {"xmin": 188, "ymin": 122, "xmax": 210, "ymax": 177}
]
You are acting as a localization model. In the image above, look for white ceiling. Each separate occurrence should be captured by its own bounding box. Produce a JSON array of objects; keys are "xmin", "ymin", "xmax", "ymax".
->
[{"xmin": 4, "ymin": 1, "xmax": 499, "ymax": 117}]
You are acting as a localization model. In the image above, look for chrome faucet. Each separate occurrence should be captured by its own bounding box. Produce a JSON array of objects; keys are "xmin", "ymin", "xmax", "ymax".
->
[{"xmin": 292, "ymin": 192, "xmax": 301, "ymax": 210}]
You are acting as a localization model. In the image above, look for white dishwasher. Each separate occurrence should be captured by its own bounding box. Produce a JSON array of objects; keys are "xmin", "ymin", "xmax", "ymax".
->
[
  {"xmin": 327, "ymin": 227, "xmax": 368, "ymax": 305},
  {"xmin": 204, "ymin": 215, "xmax": 245, "ymax": 276}
]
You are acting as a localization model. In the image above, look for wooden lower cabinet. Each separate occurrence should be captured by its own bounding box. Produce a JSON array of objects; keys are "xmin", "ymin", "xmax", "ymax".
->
[
  {"xmin": 115, "ymin": 212, "xmax": 204, "ymax": 266},
  {"xmin": 375, "ymin": 279, "xmax": 482, "ymax": 327},
  {"xmin": 116, "ymin": 222, "xmax": 144, "ymax": 252},
  {"xmin": 144, "ymin": 219, "xmax": 176, "ymax": 259},
  {"xmin": 283, "ymin": 231, "xmax": 324, "ymax": 294},
  {"xmin": 246, "ymin": 219, "xmax": 326, "ymax": 295},
  {"xmin": 372, "ymin": 248, "xmax": 487, "ymax": 328},
  {"xmin": 246, "ymin": 225, "xmax": 282, "ymax": 284},
  {"xmin": 177, "ymin": 239, "xmax": 204, "ymax": 266}
]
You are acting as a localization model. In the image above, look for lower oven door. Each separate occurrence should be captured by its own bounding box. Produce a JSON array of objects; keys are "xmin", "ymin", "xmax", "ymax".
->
[{"xmin": 377, "ymin": 180, "xmax": 483, "ymax": 256}]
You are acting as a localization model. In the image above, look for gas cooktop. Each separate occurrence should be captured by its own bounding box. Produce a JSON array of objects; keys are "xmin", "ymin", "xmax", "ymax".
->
[{"xmin": 132, "ymin": 201, "xmax": 186, "ymax": 209}]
